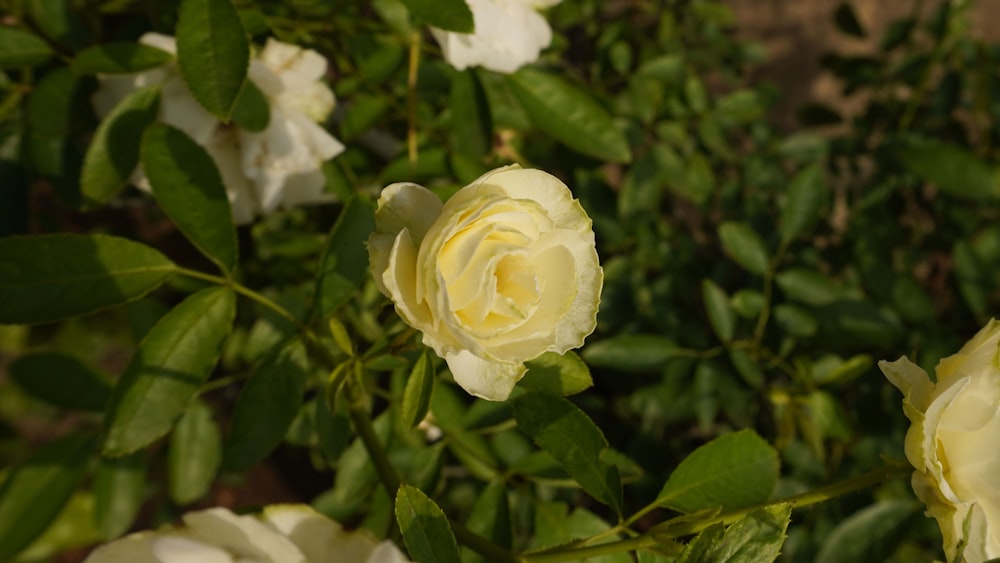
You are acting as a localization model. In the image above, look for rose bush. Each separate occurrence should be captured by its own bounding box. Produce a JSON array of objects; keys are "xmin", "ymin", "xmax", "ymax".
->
[
  {"xmin": 431, "ymin": 0, "xmax": 561, "ymax": 73},
  {"xmin": 367, "ymin": 165, "xmax": 602, "ymax": 401},
  {"xmin": 83, "ymin": 505, "xmax": 409, "ymax": 563},
  {"xmin": 92, "ymin": 34, "xmax": 344, "ymax": 224},
  {"xmin": 880, "ymin": 319, "xmax": 1000, "ymax": 563}
]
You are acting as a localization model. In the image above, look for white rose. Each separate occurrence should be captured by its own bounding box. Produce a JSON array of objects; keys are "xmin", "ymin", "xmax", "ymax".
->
[
  {"xmin": 431, "ymin": 0, "xmax": 561, "ymax": 74},
  {"xmin": 880, "ymin": 319, "xmax": 1000, "ymax": 563},
  {"xmin": 367, "ymin": 165, "xmax": 602, "ymax": 401},
  {"xmin": 91, "ymin": 34, "xmax": 344, "ymax": 225},
  {"xmin": 83, "ymin": 504, "xmax": 410, "ymax": 563}
]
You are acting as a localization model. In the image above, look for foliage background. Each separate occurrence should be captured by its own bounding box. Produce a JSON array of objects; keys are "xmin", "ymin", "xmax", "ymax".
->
[{"xmin": 1, "ymin": 0, "xmax": 999, "ymax": 561}]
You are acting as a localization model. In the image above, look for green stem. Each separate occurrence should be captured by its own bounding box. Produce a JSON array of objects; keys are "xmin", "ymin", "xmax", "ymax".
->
[
  {"xmin": 523, "ymin": 535, "xmax": 655, "ymax": 563},
  {"xmin": 525, "ymin": 464, "xmax": 910, "ymax": 562},
  {"xmin": 452, "ymin": 523, "xmax": 525, "ymax": 563},
  {"xmin": 345, "ymin": 388, "xmax": 401, "ymax": 495}
]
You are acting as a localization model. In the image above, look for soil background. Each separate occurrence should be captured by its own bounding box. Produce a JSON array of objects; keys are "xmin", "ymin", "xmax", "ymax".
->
[{"xmin": 728, "ymin": 0, "xmax": 1000, "ymax": 129}]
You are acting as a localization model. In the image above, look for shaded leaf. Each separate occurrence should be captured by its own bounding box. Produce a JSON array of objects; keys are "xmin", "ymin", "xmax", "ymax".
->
[
  {"xmin": 0, "ymin": 26, "xmax": 54, "ymax": 67},
  {"xmin": 582, "ymin": 334, "xmax": 677, "ymax": 373},
  {"xmin": 103, "ymin": 287, "xmax": 235, "ymax": 456},
  {"xmin": 8, "ymin": 353, "xmax": 111, "ymax": 411},
  {"xmin": 176, "ymin": 0, "xmax": 249, "ymax": 120},
  {"xmin": 718, "ymin": 222, "xmax": 770, "ymax": 275},
  {"xmin": 464, "ymin": 480, "xmax": 512, "ymax": 563},
  {"xmin": 396, "ymin": 485, "xmax": 462, "ymax": 562},
  {"xmin": 223, "ymin": 339, "xmax": 310, "ymax": 472},
  {"xmin": 514, "ymin": 393, "xmax": 622, "ymax": 513},
  {"xmin": 509, "ymin": 68, "xmax": 631, "ymax": 163},
  {"xmin": 27, "ymin": 0, "xmax": 90, "ymax": 50},
  {"xmin": 141, "ymin": 123, "xmax": 238, "ymax": 272},
  {"xmin": 94, "ymin": 452, "xmax": 147, "ymax": 540},
  {"xmin": 230, "ymin": 80, "xmax": 270, "ymax": 132},
  {"xmin": 450, "ymin": 69, "xmax": 492, "ymax": 159},
  {"xmin": 81, "ymin": 84, "xmax": 161, "ymax": 207},
  {"xmin": 401, "ymin": 350, "xmax": 436, "ymax": 430},
  {"xmin": 399, "ymin": 0, "xmax": 473, "ymax": 32},
  {"xmin": 0, "ymin": 234, "xmax": 175, "ymax": 325},
  {"xmin": 519, "ymin": 351, "xmax": 593, "ymax": 396},
  {"xmin": 897, "ymin": 137, "xmax": 1000, "ymax": 201},
  {"xmin": 72, "ymin": 42, "xmax": 173, "ymax": 74},
  {"xmin": 702, "ymin": 279, "xmax": 735, "ymax": 342},
  {"xmin": 314, "ymin": 197, "xmax": 376, "ymax": 316},
  {"xmin": 815, "ymin": 500, "xmax": 920, "ymax": 563},
  {"xmin": 168, "ymin": 401, "xmax": 221, "ymax": 504},
  {"xmin": 0, "ymin": 433, "xmax": 95, "ymax": 560},
  {"xmin": 779, "ymin": 163, "xmax": 827, "ymax": 244}
]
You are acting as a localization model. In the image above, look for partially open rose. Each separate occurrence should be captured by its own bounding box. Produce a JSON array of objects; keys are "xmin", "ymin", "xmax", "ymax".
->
[
  {"xmin": 368, "ymin": 165, "xmax": 602, "ymax": 401},
  {"xmin": 880, "ymin": 319, "xmax": 1000, "ymax": 563}
]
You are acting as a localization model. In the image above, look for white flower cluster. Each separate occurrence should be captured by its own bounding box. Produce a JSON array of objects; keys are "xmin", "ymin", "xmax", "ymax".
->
[{"xmin": 92, "ymin": 33, "xmax": 344, "ymax": 224}]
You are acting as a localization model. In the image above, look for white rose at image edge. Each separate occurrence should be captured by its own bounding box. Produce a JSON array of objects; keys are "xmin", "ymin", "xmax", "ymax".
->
[
  {"xmin": 879, "ymin": 319, "xmax": 1000, "ymax": 563},
  {"xmin": 431, "ymin": 0, "xmax": 561, "ymax": 73},
  {"xmin": 83, "ymin": 504, "xmax": 410, "ymax": 563},
  {"xmin": 90, "ymin": 33, "xmax": 344, "ymax": 225},
  {"xmin": 367, "ymin": 164, "xmax": 602, "ymax": 401}
]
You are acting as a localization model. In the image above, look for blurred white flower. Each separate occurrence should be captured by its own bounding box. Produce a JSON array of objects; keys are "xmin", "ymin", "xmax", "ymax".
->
[
  {"xmin": 83, "ymin": 504, "xmax": 410, "ymax": 563},
  {"xmin": 431, "ymin": 0, "xmax": 561, "ymax": 74},
  {"xmin": 91, "ymin": 33, "xmax": 344, "ymax": 224}
]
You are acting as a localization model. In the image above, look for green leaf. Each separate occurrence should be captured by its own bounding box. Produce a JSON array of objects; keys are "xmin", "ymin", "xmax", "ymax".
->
[
  {"xmin": 27, "ymin": 0, "xmax": 90, "ymax": 50},
  {"xmin": 508, "ymin": 68, "xmax": 631, "ymax": 163},
  {"xmin": 395, "ymin": 484, "xmax": 463, "ymax": 562},
  {"xmin": 168, "ymin": 400, "xmax": 221, "ymax": 505},
  {"xmin": 81, "ymin": 84, "xmax": 161, "ymax": 207},
  {"xmin": 223, "ymin": 339, "xmax": 310, "ymax": 472},
  {"xmin": 71, "ymin": 42, "xmax": 173, "ymax": 74},
  {"xmin": 103, "ymin": 286, "xmax": 236, "ymax": 456},
  {"xmin": 399, "ymin": 0, "xmax": 473, "ymax": 32},
  {"xmin": 897, "ymin": 137, "xmax": 1000, "ymax": 201},
  {"xmin": 779, "ymin": 163, "xmax": 827, "ymax": 244},
  {"xmin": 464, "ymin": 481, "xmax": 512, "ymax": 563},
  {"xmin": 519, "ymin": 351, "xmax": 593, "ymax": 396},
  {"xmin": 94, "ymin": 452, "xmax": 147, "ymax": 540},
  {"xmin": 0, "ymin": 432, "xmax": 95, "ymax": 560},
  {"xmin": 815, "ymin": 500, "xmax": 920, "ymax": 563},
  {"xmin": 0, "ymin": 26, "xmax": 54, "ymax": 67},
  {"xmin": 314, "ymin": 197, "xmax": 376, "ymax": 316},
  {"xmin": 513, "ymin": 393, "xmax": 622, "ymax": 513},
  {"xmin": 718, "ymin": 222, "xmax": 770, "ymax": 276},
  {"xmin": 582, "ymin": 334, "xmax": 677, "ymax": 373},
  {"xmin": 230, "ymin": 80, "xmax": 270, "ymax": 132},
  {"xmin": 8, "ymin": 353, "xmax": 111, "ymax": 411},
  {"xmin": 141, "ymin": 123, "xmax": 238, "ymax": 272},
  {"xmin": 401, "ymin": 350, "xmax": 436, "ymax": 430},
  {"xmin": 175, "ymin": 0, "xmax": 249, "ymax": 120},
  {"xmin": 450, "ymin": 70, "xmax": 492, "ymax": 159},
  {"xmin": 702, "ymin": 279, "xmax": 736, "ymax": 342},
  {"xmin": 657, "ymin": 429, "xmax": 779, "ymax": 513},
  {"xmin": 775, "ymin": 268, "xmax": 840, "ymax": 306},
  {"xmin": 27, "ymin": 67, "xmax": 89, "ymax": 139},
  {"xmin": 531, "ymin": 502, "xmax": 630, "ymax": 561},
  {"xmin": 0, "ymin": 234, "xmax": 175, "ymax": 325},
  {"xmin": 954, "ymin": 240, "xmax": 990, "ymax": 321},
  {"xmin": 694, "ymin": 504, "xmax": 792, "ymax": 563}
]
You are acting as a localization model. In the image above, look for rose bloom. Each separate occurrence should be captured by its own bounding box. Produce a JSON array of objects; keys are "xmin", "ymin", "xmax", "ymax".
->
[
  {"xmin": 83, "ymin": 505, "xmax": 409, "ymax": 563},
  {"xmin": 880, "ymin": 319, "xmax": 1000, "ymax": 563},
  {"xmin": 368, "ymin": 165, "xmax": 602, "ymax": 401},
  {"xmin": 92, "ymin": 33, "xmax": 344, "ymax": 224},
  {"xmin": 431, "ymin": 0, "xmax": 561, "ymax": 74}
]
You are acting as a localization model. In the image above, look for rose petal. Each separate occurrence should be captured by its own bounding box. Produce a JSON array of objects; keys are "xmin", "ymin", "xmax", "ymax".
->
[
  {"xmin": 367, "ymin": 541, "xmax": 411, "ymax": 563},
  {"xmin": 83, "ymin": 532, "xmax": 161, "ymax": 563},
  {"xmin": 151, "ymin": 536, "xmax": 234, "ymax": 563},
  {"xmin": 182, "ymin": 508, "xmax": 305, "ymax": 563},
  {"xmin": 373, "ymin": 183, "xmax": 444, "ymax": 246},
  {"xmin": 445, "ymin": 349, "xmax": 526, "ymax": 401}
]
